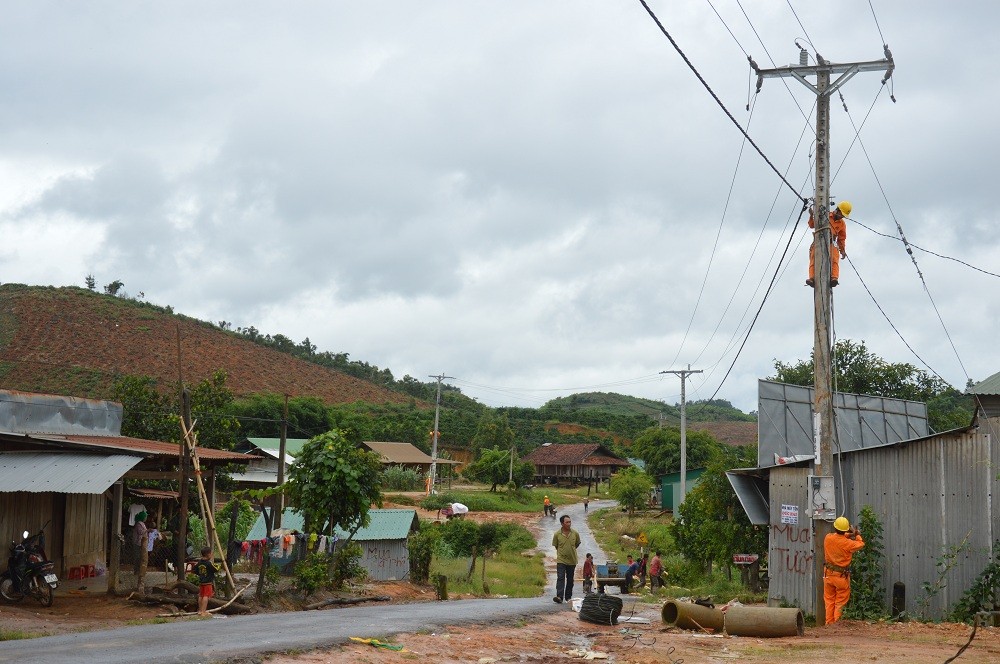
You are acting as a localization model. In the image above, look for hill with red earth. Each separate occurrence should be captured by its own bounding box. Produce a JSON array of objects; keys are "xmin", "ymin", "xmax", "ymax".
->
[{"xmin": 0, "ymin": 284, "xmax": 414, "ymax": 405}]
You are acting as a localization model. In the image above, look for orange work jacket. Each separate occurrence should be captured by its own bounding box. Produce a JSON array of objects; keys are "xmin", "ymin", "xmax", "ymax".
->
[
  {"xmin": 809, "ymin": 211, "xmax": 847, "ymax": 256},
  {"xmin": 824, "ymin": 531, "xmax": 865, "ymax": 570}
]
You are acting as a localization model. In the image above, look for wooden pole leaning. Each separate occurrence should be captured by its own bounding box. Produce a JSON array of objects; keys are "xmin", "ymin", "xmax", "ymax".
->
[{"xmin": 180, "ymin": 419, "xmax": 237, "ymax": 597}]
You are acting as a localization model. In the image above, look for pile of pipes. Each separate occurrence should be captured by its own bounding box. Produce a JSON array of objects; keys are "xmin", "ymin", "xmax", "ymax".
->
[{"xmin": 661, "ymin": 599, "xmax": 803, "ymax": 637}]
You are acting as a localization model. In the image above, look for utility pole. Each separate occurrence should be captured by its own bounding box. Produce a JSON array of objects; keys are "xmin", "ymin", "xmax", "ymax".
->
[
  {"xmin": 275, "ymin": 393, "xmax": 289, "ymax": 529},
  {"xmin": 428, "ymin": 373, "xmax": 454, "ymax": 493},
  {"xmin": 660, "ymin": 365, "xmax": 702, "ymax": 501},
  {"xmin": 754, "ymin": 45, "xmax": 893, "ymax": 626}
]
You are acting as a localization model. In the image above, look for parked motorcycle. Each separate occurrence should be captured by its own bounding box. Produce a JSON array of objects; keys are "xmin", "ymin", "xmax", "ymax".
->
[{"xmin": 0, "ymin": 522, "xmax": 58, "ymax": 607}]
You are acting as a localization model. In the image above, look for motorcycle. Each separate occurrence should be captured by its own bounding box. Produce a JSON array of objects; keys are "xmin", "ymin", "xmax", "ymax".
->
[{"xmin": 0, "ymin": 522, "xmax": 58, "ymax": 607}]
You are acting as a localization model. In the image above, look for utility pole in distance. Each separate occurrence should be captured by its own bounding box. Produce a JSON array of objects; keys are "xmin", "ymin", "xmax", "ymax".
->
[
  {"xmin": 754, "ymin": 45, "xmax": 893, "ymax": 626},
  {"xmin": 428, "ymin": 373, "xmax": 454, "ymax": 494},
  {"xmin": 660, "ymin": 365, "xmax": 702, "ymax": 502}
]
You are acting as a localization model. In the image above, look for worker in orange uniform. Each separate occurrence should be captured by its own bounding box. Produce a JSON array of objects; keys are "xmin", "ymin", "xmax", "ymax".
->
[
  {"xmin": 807, "ymin": 200, "xmax": 851, "ymax": 288},
  {"xmin": 824, "ymin": 516, "xmax": 865, "ymax": 624}
]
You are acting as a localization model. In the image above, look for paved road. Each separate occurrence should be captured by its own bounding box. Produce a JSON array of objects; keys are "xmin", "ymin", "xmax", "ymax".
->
[
  {"xmin": 536, "ymin": 498, "xmax": 615, "ymax": 596},
  {"xmin": 0, "ymin": 497, "xmax": 619, "ymax": 664}
]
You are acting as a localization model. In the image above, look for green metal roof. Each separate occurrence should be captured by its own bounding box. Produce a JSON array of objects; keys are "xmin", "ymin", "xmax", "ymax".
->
[
  {"xmin": 970, "ymin": 371, "xmax": 1000, "ymax": 396},
  {"xmin": 246, "ymin": 508, "xmax": 419, "ymax": 541},
  {"xmin": 245, "ymin": 437, "xmax": 310, "ymax": 457}
]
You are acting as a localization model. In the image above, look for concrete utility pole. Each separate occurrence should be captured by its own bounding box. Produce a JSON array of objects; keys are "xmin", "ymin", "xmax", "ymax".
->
[
  {"xmin": 660, "ymin": 365, "xmax": 702, "ymax": 501},
  {"xmin": 428, "ymin": 373, "xmax": 454, "ymax": 493},
  {"xmin": 754, "ymin": 45, "xmax": 893, "ymax": 626},
  {"xmin": 275, "ymin": 393, "xmax": 289, "ymax": 529}
]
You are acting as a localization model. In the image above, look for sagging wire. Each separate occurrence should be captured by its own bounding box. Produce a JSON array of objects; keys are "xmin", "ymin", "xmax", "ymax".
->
[
  {"xmin": 842, "ymin": 255, "xmax": 947, "ymax": 383},
  {"xmin": 850, "ymin": 217, "xmax": 1000, "ymax": 279},
  {"xmin": 838, "ymin": 98, "xmax": 971, "ymax": 383},
  {"xmin": 635, "ymin": 0, "xmax": 807, "ymax": 203}
]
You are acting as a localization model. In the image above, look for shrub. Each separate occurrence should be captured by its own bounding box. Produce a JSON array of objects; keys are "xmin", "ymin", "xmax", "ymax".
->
[
  {"xmin": 420, "ymin": 493, "xmax": 457, "ymax": 511},
  {"xmin": 293, "ymin": 552, "xmax": 331, "ymax": 596},
  {"xmin": 843, "ymin": 506, "xmax": 888, "ymax": 620},
  {"xmin": 408, "ymin": 530, "xmax": 437, "ymax": 583},
  {"xmin": 440, "ymin": 519, "xmax": 481, "ymax": 557},
  {"xmin": 330, "ymin": 542, "xmax": 367, "ymax": 589},
  {"xmin": 382, "ymin": 466, "xmax": 424, "ymax": 491}
]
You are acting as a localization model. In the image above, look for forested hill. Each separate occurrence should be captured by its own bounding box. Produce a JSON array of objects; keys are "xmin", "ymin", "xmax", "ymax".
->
[{"xmin": 541, "ymin": 392, "xmax": 756, "ymax": 424}]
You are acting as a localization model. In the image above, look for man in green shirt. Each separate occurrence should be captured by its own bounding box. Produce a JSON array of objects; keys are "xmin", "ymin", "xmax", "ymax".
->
[{"xmin": 552, "ymin": 514, "xmax": 581, "ymax": 603}]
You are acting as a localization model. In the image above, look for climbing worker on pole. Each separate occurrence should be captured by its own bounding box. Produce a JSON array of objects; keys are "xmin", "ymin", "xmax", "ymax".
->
[
  {"xmin": 823, "ymin": 516, "xmax": 865, "ymax": 624},
  {"xmin": 807, "ymin": 200, "xmax": 851, "ymax": 288}
]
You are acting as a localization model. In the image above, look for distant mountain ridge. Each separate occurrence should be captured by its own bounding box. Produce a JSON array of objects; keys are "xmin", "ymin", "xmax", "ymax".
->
[{"xmin": 542, "ymin": 391, "xmax": 756, "ymax": 423}]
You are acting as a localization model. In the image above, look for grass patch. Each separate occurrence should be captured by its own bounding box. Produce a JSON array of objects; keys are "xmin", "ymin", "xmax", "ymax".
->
[
  {"xmin": 0, "ymin": 629, "xmax": 46, "ymax": 641},
  {"xmin": 125, "ymin": 617, "xmax": 171, "ymax": 626},
  {"xmin": 422, "ymin": 485, "xmax": 602, "ymax": 513},
  {"xmin": 384, "ymin": 493, "xmax": 417, "ymax": 506},
  {"xmin": 430, "ymin": 550, "xmax": 545, "ymax": 597}
]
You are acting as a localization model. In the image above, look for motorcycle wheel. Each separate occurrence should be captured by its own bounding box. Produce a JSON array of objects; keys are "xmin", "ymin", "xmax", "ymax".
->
[
  {"xmin": 28, "ymin": 574, "xmax": 53, "ymax": 607},
  {"xmin": 0, "ymin": 572, "xmax": 24, "ymax": 603}
]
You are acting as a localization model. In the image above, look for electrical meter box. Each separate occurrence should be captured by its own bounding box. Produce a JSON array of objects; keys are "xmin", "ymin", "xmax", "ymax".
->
[{"xmin": 806, "ymin": 475, "xmax": 836, "ymax": 520}]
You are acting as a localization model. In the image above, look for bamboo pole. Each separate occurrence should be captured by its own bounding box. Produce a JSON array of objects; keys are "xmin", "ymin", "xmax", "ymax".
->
[{"xmin": 180, "ymin": 419, "xmax": 236, "ymax": 596}]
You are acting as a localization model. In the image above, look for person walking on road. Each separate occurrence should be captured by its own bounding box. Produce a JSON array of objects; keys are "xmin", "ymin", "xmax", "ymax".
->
[
  {"xmin": 583, "ymin": 497, "xmax": 589, "ymax": 513},
  {"xmin": 824, "ymin": 516, "xmax": 865, "ymax": 624},
  {"xmin": 582, "ymin": 552, "xmax": 595, "ymax": 594},
  {"xmin": 552, "ymin": 515, "xmax": 581, "ymax": 603},
  {"xmin": 649, "ymin": 551, "xmax": 665, "ymax": 590}
]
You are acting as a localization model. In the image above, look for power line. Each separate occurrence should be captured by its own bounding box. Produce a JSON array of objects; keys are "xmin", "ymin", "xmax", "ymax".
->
[
  {"xmin": 784, "ymin": 0, "xmax": 817, "ymax": 52},
  {"xmin": 843, "ymin": 256, "xmax": 948, "ymax": 383},
  {"xmin": 868, "ymin": 0, "xmax": 888, "ymax": 45},
  {"xmin": 696, "ymin": 202, "xmax": 810, "ymax": 406},
  {"xmin": 850, "ymin": 217, "xmax": 1000, "ymax": 279},
  {"xmin": 838, "ymin": 92, "xmax": 971, "ymax": 382},
  {"xmin": 636, "ymin": 0, "xmax": 807, "ymax": 203}
]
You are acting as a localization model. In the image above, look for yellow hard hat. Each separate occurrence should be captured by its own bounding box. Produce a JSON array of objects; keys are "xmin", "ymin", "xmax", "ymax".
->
[
  {"xmin": 837, "ymin": 201, "xmax": 852, "ymax": 216},
  {"xmin": 544, "ymin": 495, "xmax": 548, "ymax": 499},
  {"xmin": 833, "ymin": 516, "xmax": 850, "ymax": 532}
]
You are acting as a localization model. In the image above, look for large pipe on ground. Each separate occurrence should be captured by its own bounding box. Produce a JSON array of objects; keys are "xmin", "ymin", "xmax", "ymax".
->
[
  {"xmin": 661, "ymin": 600, "xmax": 725, "ymax": 632},
  {"xmin": 723, "ymin": 606, "xmax": 804, "ymax": 637}
]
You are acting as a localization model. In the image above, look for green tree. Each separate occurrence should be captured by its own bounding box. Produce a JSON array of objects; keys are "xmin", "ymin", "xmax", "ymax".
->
[
  {"xmin": 284, "ymin": 430, "xmax": 383, "ymax": 537},
  {"xmin": 103, "ymin": 279, "xmax": 125, "ymax": 296},
  {"xmin": 671, "ymin": 445, "xmax": 767, "ymax": 579},
  {"xmin": 608, "ymin": 466, "xmax": 654, "ymax": 515},
  {"xmin": 84, "ymin": 274, "xmax": 96, "ymax": 290},
  {"xmin": 112, "ymin": 375, "xmax": 178, "ymax": 442},
  {"xmin": 770, "ymin": 339, "xmax": 973, "ymax": 432},
  {"xmin": 470, "ymin": 412, "xmax": 515, "ymax": 457},
  {"xmin": 463, "ymin": 447, "xmax": 534, "ymax": 491},
  {"xmin": 630, "ymin": 426, "xmax": 723, "ymax": 477}
]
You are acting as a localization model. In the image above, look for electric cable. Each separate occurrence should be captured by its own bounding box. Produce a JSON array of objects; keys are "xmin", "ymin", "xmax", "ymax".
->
[
  {"xmin": 693, "ymin": 202, "xmax": 810, "ymax": 406},
  {"xmin": 868, "ymin": 0, "xmax": 888, "ymax": 46},
  {"xmin": 635, "ymin": 0, "xmax": 807, "ymax": 204},
  {"xmin": 705, "ymin": 0, "xmax": 750, "ymax": 57},
  {"xmin": 843, "ymin": 256, "xmax": 947, "ymax": 383},
  {"xmin": 838, "ymin": 93, "xmax": 971, "ymax": 383},
  {"xmin": 735, "ymin": 0, "xmax": 817, "ymax": 133},
  {"xmin": 668, "ymin": 97, "xmax": 759, "ymax": 370},
  {"xmin": 850, "ymin": 217, "xmax": 1000, "ymax": 279},
  {"xmin": 784, "ymin": 0, "xmax": 817, "ymax": 52}
]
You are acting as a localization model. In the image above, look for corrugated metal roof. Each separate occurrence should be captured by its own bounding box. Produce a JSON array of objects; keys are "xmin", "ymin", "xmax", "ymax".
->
[
  {"xmin": 0, "ymin": 451, "xmax": 141, "ymax": 493},
  {"xmin": 36, "ymin": 434, "xmax": 256, "ymax": 463},
  {"xmin": 362, "ymin": 441, "xmax": 434, "ymax": 464},
  {"xmin": 246, "ymin": 508, "xmax": 419, "ymax": 541},
  {"xmin": 970, "ymin": 370, "xmax": 1000, "ymax": 396},
  {"xmin": 245, "ymin": 437, "xmax": 309, "ymax": 459},
  {"xmin": 0, "ymin": 389, "xmax": 123, "ymax": 436}
]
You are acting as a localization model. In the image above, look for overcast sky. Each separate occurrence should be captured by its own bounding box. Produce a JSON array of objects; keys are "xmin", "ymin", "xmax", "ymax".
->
[{"xmin": 2, "ymin": 1, "xmax": 997, "ymax": 413}]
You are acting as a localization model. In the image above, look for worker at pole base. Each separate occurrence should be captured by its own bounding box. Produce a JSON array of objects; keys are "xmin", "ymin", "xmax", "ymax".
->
[
  {"xmin": 824, "ymin": 516, "xmax": 865, "ymax": 624},
  {"xmin": 807, "ymin": 200, "xmax": 851, "ymax": 288}
]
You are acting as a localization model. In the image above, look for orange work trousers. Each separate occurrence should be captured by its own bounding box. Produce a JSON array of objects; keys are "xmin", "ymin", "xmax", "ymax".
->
[
  {"xmin": 809, "ymin": 243, "xmax": 840, "ymax": 280},
  {"xmin": 823, "ymin": 572, "xmax": 851, "ymax": 624}
]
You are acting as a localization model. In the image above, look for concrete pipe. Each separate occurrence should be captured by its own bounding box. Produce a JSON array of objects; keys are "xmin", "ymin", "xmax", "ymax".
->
[
  {"xmin": 661, "ymin": 600, "xmax": 725, "ymax": 632},
  {"xmin": 723, "ymin": 606, "xmax": 804, "ymax": 637}
]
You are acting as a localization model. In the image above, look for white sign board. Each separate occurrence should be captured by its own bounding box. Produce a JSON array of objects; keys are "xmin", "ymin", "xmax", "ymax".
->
[
  {"xmin": 780, "ymin": 504, "xmax": 799, "ymax": 524},
  {"xmin": 732, "ymin": 554, "xmax": 759, "ymax": 565}
]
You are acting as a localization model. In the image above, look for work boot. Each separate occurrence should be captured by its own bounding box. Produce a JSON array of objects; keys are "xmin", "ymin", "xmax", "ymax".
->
[
  {"xmin": 830, "ymin": 279, "xmax": 839, "ymax": 287},
  {"xmin": 553, "ymin": 596, "xmax": 562, "ymax": 603},
  {"xmin": 805, "ymin": 279, "xmax": 815, "ymax": 287}
]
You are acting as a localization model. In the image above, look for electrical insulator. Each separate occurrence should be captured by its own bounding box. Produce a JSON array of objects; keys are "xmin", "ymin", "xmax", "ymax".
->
[{"xmin": 799, "ymin": 48, "xmax": 808, "ymax": 66}]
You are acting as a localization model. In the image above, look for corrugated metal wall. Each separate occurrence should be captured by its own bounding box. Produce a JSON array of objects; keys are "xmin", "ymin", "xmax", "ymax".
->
[
  {"xmin": 769, "ymin": 429, "xmax": 996, "ymax": 619},
  {"xmin": 767, "ymin": 467, "xmax": 814, "ymax": 613},
  {"xmin": 842, "ymin": 430, "xmax": 996, "ymax": 617},
  {"xmin": 63, "ymin": 493, "xmax": 106, "ymax": 573},
  {"xmin": 358, "ymin": 539, "xmax": 410, "ymax": 581}
]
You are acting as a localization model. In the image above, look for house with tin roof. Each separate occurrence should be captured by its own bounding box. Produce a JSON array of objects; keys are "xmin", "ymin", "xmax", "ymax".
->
[
  {"xmin": 247, "ymin": 507, "xmax": 420, "ymax": 581},
  {"xmin": 0, "ymin": 389, "xmax": 255, "ymax": 589}
]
